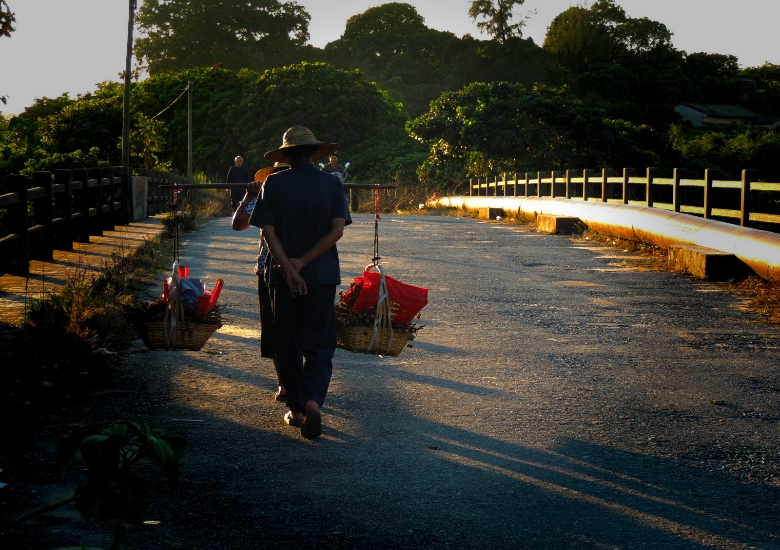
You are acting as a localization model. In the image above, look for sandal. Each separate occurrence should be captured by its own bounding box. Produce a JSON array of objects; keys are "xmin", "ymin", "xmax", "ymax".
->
[
  {"xmin": 274, "ymin": 387, "xmax": 286, "ymax": 402},
  {"xmin": 300, "ymin": 409, "xmax": 322, "ymax": 438},
  {"xmin": 284, "ymin": 411, "xmax": 303, "ymax": 427}
]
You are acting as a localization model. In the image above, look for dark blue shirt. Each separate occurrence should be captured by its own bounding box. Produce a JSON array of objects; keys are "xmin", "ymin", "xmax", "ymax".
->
[
  {"xmin": 250, "ymin": 160, "xmax": 350, "ymax": 286},
  {"xmin": 226, "ymin": 165, "xmax": 250, "ymax": 183}
]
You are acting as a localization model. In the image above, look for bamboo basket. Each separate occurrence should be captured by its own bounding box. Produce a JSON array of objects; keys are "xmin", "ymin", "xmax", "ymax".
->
[
  {"xmin": 337, "ymin": 325, "xmax": 414, "ymax": 357},
  {"xmin": 133, "ymin": 320, "xmax": 221, "ymax": 351}
]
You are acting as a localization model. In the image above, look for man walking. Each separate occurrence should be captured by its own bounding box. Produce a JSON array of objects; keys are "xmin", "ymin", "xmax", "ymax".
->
[
  {"xmin": 250, "ymin": 127, "xmax": 350, "ymax": 438},
  {"xmin": 227, "ymin": 156, "xmax": 250, "ymax": 210},
  {"xmin": 320, "ymin": 153, "xmax": 347, "ymax": 181}
]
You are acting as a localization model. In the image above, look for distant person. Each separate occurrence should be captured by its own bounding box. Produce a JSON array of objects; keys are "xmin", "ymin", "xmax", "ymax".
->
[
  {"xmin": 320, "ymin": 153, "xmax": 348, "ymax": 181},
  {"xmin": 231, "ymin": 163, "xmax": 290, "ymax": 403},
  {"xmin": 250, "ymin": 126, "xmax": 350, "ymax": 438},
  {"xmin": 227, "ymin": 156, "xmax": 250, "ymax": 210}
]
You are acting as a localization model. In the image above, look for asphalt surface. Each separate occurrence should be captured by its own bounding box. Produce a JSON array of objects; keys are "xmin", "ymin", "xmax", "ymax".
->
[{"xmin": 17, "ymin": 213, "xmax": 780, "ymax": 549}]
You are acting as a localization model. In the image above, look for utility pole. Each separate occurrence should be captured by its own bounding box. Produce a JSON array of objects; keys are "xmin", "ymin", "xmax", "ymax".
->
[
  {"xmin": 188, "ymin": 79, "xmax": 193, "ymax": 184},
  {"xmin": 187, "ymin": 63, "xmax": 221, "ymax": 185},
  {"xmin": 121, "ymin": 0, "xmax": 137, "ymax": 219}
]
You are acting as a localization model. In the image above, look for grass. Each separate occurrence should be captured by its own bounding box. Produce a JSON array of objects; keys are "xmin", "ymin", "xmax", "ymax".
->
[{"xmin": 733, "ymin": 277, "xmax": 780, "ymax": 324}]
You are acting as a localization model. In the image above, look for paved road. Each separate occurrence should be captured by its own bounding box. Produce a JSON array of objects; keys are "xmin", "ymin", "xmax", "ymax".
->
[{"xmin": 33, "ymin": 214, "xmax": 780, "ymax": 548}]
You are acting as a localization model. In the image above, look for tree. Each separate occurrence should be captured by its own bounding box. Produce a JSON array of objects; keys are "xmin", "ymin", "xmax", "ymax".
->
[
  {"xmin": 37, "ymin": 84, "xmax": 124, "ymax": 166},
  {"xmin": 135, "ymin": 0, "xmax": 311, "ymax": 74},
  {"xmin": 130, "ymin": 67, "xmax": 246, "ymax": 176},
  {"xmin": 226, "ymin": 62, "xmax": 422, "ymax": 182},
  {"xmin": 324, "ymin": 4, "xmax": 464, "ymax": 116},
  {"xmin": 543, "ymin": 5, "xmax": 616, "ymax": 71},
  {"xmin": 681, "ymin": 52, "xmax": 740, "ymax": 103},
  {"xmin": 740, "ymin": 62, "xmax": 780, "ymax": 94},
  {"xmin": 0, "ymin": 0, "xmax": 14, "ymax": 38},
  {"xmin": 544, "ymin": 0, "xmax": 674, "ymax": 71},
  {"xmin": 468, "ymin": 0, "xmax": 527, "ymax": 44},
  {"xmin": 408, "ymin": 81, "xmax": 656, "ymax": 178},
  {"xmin": 323, "ymin": 3, "xmax": 557, "ymax": 117}
]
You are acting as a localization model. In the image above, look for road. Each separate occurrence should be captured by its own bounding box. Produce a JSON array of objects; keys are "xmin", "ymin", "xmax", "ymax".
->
[{"xmin": 24, "ymin": 213, "xmax": 780, "ymax": 549}]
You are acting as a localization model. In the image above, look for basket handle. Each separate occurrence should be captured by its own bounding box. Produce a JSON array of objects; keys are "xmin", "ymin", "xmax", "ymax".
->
[
  {"xmin": 365, "ymin": 263, "xmax": 394, "ymax": 353},
  {"xmin": 163, "ymin": 261, "xmax": 185, "ymax": 349}
]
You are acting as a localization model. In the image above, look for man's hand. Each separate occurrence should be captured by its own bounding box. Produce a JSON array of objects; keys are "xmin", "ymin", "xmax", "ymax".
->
[
  {"xmin": 246, "ymin": 181, "xmax": 262, "ymax": 198},
  {"xmin": 288, "ymin": 257, "xmax": 303, "ymax": 273},
  {"xmin": 286, "ymin": 267, "xmax": 307, "ymax": 296}
]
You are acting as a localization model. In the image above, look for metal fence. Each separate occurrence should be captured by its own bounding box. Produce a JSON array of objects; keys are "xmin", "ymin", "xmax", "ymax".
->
[{"xmin": 469, "ymin": 168, "xmax": 780, "ymax": 228}]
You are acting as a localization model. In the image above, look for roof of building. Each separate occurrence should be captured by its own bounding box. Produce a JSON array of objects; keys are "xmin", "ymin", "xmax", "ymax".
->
[{"xmin": 680, "ymin": 103, "xmax": 762, "ymax": 118}]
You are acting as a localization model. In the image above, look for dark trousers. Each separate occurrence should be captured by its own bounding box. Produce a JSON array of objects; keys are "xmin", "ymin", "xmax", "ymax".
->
[
  {"xmin": 231, "ymin": 188, "xmax": 244, "ymax": 210},
  {"xmin": 272, "ymin": 284, "xmax": 337, "ymax": 414}
]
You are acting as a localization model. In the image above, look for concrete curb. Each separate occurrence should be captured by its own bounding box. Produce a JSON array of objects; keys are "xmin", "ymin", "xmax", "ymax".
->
[{"xmin": 429, "ymin": 196, "xmax": 780, "ymax": 282}]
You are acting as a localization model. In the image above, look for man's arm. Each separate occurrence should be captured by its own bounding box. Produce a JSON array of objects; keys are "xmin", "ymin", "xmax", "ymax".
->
[
  {"xmin": 231, "ymin": 181, "xmax": 261, "ymax": 231},
  {"xmin": 261, "ymin": 224, "xmax": 308, "ymax": 296},
  {"xmin": 289, "ymin": 218, "xmax": 345, "ymax": 273}
]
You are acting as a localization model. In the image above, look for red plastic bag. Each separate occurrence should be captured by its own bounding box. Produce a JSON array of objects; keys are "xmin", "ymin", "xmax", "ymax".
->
[{"xmin": 352, "ymin": 269, "xmax": 428, "ymax": 324}]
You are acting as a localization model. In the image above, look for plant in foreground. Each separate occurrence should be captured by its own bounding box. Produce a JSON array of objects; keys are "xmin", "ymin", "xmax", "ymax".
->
[{"xmin": 4, "ymin": 421, "xmax": 187, "ymax": 550}]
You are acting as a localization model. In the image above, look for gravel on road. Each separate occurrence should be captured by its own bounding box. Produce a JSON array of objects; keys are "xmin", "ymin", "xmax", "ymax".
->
[{"xmin": 6, "ymin": 213, "xmax": 780, "ymax": 549}]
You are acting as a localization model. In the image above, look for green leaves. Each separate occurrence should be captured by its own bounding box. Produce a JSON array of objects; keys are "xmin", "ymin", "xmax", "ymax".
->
[
  {"xmin": 408, "ymin": 81, "xmax": 656, "ymax": 177},
  {"xmin": 53, "ymin": 421, "xmax": 187, "ymax": 547},
  {"xmin": 56, "ymin": 428, "xmax": 102, "ymax": 480},
  {"xmin": 135, "ymin": 0, "xmax": 311, "ymax": 74}
]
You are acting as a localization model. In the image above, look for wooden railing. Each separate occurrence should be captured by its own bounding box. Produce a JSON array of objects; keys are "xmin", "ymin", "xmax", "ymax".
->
[
  {"xmin": 0, "ymin": 167, "xmax": 187, "ymax": 277},
  {"xmin": 468, "ymin": 168, "xmax": 780, "ymax": 227}
]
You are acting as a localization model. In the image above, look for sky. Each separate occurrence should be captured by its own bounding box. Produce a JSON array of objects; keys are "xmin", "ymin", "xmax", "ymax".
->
[{"xmin": 1, "ymin": 0, "xmax": 779, "ymax": 114}]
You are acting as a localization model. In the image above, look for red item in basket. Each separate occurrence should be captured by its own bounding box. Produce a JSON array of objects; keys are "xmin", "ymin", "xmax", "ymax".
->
[
  {"xmin": 351, "ymin": 270, "xmax": 428, "ymax": 324},
  {"xmin": 163, "ymin": 274, "xmax": 224, "ymax": 317}
]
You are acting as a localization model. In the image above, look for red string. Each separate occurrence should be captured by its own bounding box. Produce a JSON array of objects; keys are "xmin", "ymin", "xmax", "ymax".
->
[{"xmin": 372, "ymin": 185, "xmax": 381, "ymax": 264}]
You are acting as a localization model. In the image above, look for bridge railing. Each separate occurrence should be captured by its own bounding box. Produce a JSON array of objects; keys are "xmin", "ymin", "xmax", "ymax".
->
[
  {"xmin": 0, "ymin": 167, "xmax": 187, "ymax": 277},
  {"xmin": 468, "ymin": 168, "xmax": 780, "ymax": 228}
]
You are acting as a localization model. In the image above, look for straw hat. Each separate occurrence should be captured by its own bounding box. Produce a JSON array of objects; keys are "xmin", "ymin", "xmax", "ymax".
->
[
  {"xmin": 254, "ymin": 162, "xmax": 290, "ymax": 183},
  {"xmin": 264, "ymin": 126, "xmax": 339, "ymax": 164}
]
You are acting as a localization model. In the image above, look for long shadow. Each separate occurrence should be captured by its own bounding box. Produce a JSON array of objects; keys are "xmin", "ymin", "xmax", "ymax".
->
[
  {"xmin": 126, "ymin": 374, "xmax": 779, "ymax": 550},
  {"xmin": 28, "ymin": 216, "xmax": 777, "ymax": 549}
]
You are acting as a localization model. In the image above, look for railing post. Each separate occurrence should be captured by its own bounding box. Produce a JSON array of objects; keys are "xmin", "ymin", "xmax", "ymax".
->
[
  {"xmin": 111, "ymin": 166, "xmax": 124, "ymax": 226},
  {"xmin": 469, "ymin": 177, "xmax": 474, "ymax": 196},
  {"xmin": 31, "ymin": 171, "xmax": 54, "ymax": 261},
  {"xmin": 87, "ymin": 167, "xmax": 103, "ymax": 236},
  {"xmin": 6, "ymin": 174, "xmax": 29, "ymax": 276},
  {"xmin": 646, "ymin": 167, "xmax": 657, "ymax": 207},
  {"xmin": 493, "ymin": 175, "xmax": 498, "ymax": 197},
  {"xmin": 502, "ymin": 173, "xmax": 507, "ymax": 197},
  {"xmin": 524, "ymin": 172, "xmax": 529, "ymax": 197},
  {"xmin": 704, "ymin": 168, "xmax": 713, "ymax": 219},
  {"xmin": 72, "ymin": 168, "xmax": 89, "ymax": 242},
  {"xmin": 54, "ymin": 169, "xmax": 74, "ymax": 250},
  {"xmin": 672, "ymin": 168, "xmax": 681, "ymax": 213},
  {"xmin": 101, "ymin": 167, "xmax": 115, "ymax": 231},
  {"xmin": 513, "ymin": 173, "xmax": 518, "ymax": 197},
  {"xmin": 741, "ymin": 169, "xmax": 757, "ymax": 227},
  {"xmin": 536, "ymin": 171, "xmax": 544, "ymax": 198},
  {"xmin": 565, "ymin": 169, "xmax": 573, "ymax": 199},
  {"xmin": 582, "ymin": 169, "xmax": 594, "ymax": 201},
  {"xmin": 622, "ymin": 168, "xmax": 634, "ymax": 204},
  {"xmin": 601, "ymin": 168, "xmax": 612, "ymax": 203}
]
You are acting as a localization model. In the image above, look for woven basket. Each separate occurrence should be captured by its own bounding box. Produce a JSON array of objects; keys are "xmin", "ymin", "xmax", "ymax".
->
[
  {"xmin": 337, "ymin": 326, "xmax": 414, "ymax": 357},
  {"xmin": 133, "ymin": 320, "xmax": 221, "ymax": 351}
]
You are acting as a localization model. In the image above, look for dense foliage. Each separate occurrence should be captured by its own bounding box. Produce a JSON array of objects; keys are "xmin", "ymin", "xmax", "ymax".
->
[
  {"xmin": 135, "ymin": 0, "xmax": 312, "ymax": 73},
  {"xmin": 322, "ymin": 3, "xmax": 557, "ymax": 117},
  {"xmin": 408, "ymin": 81, "xmax": 659, "ymax": 181},
  {"xmin": 2, "ymin": 0, "xmax": 779, "ymax": 192}
]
